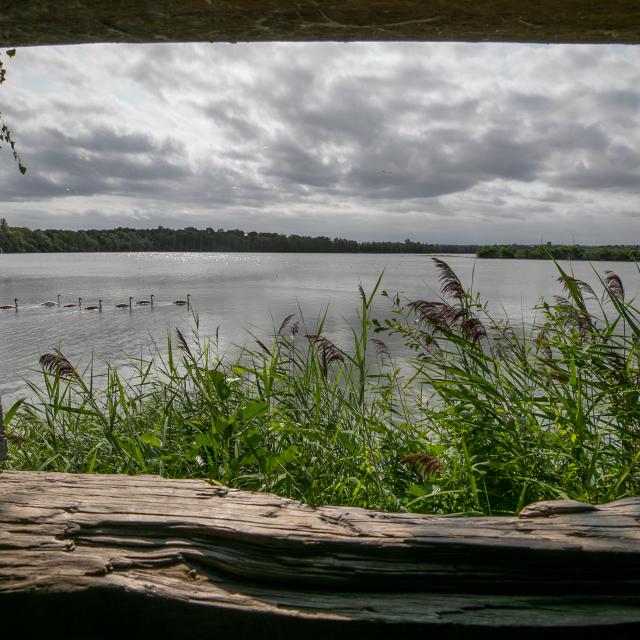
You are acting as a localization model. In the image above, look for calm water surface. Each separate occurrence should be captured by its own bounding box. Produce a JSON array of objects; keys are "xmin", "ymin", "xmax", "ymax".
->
[{"xmin": 1, "ymin": 252, "xmax": 639, "ymax": 396}]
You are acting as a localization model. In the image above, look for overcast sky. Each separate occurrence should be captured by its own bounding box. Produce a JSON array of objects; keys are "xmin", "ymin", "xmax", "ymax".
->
[{"xmin": 1, "ymin": 42, "xmax": 639, "ymax": 244}]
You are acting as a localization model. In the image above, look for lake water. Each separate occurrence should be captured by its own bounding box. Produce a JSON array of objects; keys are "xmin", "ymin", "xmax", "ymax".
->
[{"xmin": 1, "ymin": 252, "xmax": 639, "ymax": 397}]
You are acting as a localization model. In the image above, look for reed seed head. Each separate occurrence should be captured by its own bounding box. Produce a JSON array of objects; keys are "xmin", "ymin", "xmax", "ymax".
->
[
  {"xmin": 605, "ymin": 271, "xmax": 625, "ymax": 300},
  {"xmin": 39, "ymin": 351, "xmax": 76, "ymax": 379},
  {"xmin": 400, "ymin": 453, "xmax": 443, "ymax": 476}
]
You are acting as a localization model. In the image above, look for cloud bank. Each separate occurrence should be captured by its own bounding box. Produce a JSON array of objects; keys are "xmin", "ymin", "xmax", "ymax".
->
[{"xmin": 1, "ymin": 42, "xmax": 639, "ymax": 243}]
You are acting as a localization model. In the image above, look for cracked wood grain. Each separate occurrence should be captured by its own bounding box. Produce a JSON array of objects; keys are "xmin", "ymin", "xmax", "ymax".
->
[
  {"xmin": 2, "ymin": 1, "xmax": 640, "ymax": 47},
  {"xmin": 1, "ymin": 471, "xmax": 640, "ymax": 636}
]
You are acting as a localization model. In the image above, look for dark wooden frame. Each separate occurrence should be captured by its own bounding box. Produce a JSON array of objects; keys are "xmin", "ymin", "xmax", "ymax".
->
[{"xmin": 2, "ymin": 1, "xmax": 640, "ymax": 47}]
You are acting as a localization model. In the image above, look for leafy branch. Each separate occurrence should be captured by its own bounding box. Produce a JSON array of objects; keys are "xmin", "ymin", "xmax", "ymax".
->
[{"xmin": 0, "ymin": 48, "xmax": 26, "ymax": 175}]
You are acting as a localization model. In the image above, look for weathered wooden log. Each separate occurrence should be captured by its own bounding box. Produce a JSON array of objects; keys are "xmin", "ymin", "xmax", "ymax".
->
[
  {"xmin": 2, "ymin": 1, "xmax": 640, "ymax": 47},
  {"xmin": 1, "ymin": 471, "xmax": 640, "ymax": 638}
]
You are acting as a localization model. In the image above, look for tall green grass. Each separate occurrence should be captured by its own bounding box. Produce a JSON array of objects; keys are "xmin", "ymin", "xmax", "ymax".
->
[
  {"xmin": 3, "ymin": 260, "xmax": 640, "ymax": 514},
  {"xmin": 381, "ymin": 259, "xmax": 640, "ymax": 513}
]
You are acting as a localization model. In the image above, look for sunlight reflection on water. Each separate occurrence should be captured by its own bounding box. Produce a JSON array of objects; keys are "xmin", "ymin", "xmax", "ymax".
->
[{"xmin": 1, "ymin": 252, "xmax": 639, "ymax": 398}]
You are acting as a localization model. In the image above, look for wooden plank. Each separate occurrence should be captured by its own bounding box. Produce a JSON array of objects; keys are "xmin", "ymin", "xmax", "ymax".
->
[
  {"xmin": 1, "ymin": 470, "xmax": 640, "ymax": 637},
  {"xmin": 2, "ymin": 1, "xmax": 640, "ymax": 47}
]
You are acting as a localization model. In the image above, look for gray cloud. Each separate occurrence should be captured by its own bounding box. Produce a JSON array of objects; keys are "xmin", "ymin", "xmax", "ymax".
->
[
  {"xmin": 1, "ymin": 125, "xmax": 190, "ymax": 201},
  {"xmin": 1, "ymin": 42, "xmax": 640, "ymax": 243}
]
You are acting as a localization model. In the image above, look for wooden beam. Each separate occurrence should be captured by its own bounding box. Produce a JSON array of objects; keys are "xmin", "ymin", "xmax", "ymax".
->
[
  {"xmin": 1, "ymin": 1, "xmax": 640, "ymax": 47},
  {"xmin": 1, "ymin": 470, "xmax": 640, "ymax": 637}
]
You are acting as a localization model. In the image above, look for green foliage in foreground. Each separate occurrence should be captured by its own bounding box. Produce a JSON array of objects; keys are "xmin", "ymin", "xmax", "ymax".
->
[{"xmin": 3, "ymin": 261, "xmax": 640, "ymax": 514}]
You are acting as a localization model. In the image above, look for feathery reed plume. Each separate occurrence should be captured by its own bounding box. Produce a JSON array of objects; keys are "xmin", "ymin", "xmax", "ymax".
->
[
  {"xmin": 491, "ymin": 320, "xmax": 517, "ymax": 358},
  {"xmin": 432, "ymin": 258, "xmax": 465, "ymax": 301},
  {"xmin": 534, "ymin": 330, "xmax": 553, "ymax": 360},
  {"xmin": 556, "ymin": 274, "xmax": 592, "ymax": 301},
  {"xmin": 39, "ymin": 351, "xmax": 76, "ymax": 378},
  {"xmin": 255, "ymin": 339, "xmax": 272, "ymax": 357},
  {"xmin": 421, "ymin": 335, "xmax": 441, "ymax": 354},
  {"xmin": 553, "ymin": 295, "xmax": 572, "ymax": 308},
  {"xmin": 461, "ymin": 317, "xmax": 487, "ymax": 344},
  {"xmin": 575, "ymin": 312, "xmax": 593, "ymax": 336},
  {"xmin": 408, "ymin": 300, "xmax": 465, "ymax": 331},
  {"xmin": 572, "ymin": 278, "xmax": 596, "ymax": 299},
  {"xmin": 305, "ymin": 334, "xmax": 344, "ymax": 377},
  {"xmin": 358, "ymin": 283, "xmax": 366, "ymax": 306},
  {"xmin": 400, "ymin": 453, "xmax": 443, "ymax": 476},
  {"xmin": 278, "ymin": 314, "xmax": 297, "ymax": 336},
  {"xmin": 555, "ymin": 304, "xmax": 592, "ymax": 336},
  {"xmin": 555, "ymin": 273, "xmax": 594, "ymax": 333},
  {"xmin": 290, "ymin": 320, "xmax": 300, "ymax": 337},
  {"xmin": 175, "ymin": 328, "xmax": 194, "ymax": 359},
  {"xmin": 371, "ymin": 338, "xmax": 390, "ymax": 357},
  {"xmin": 605, "ymin": 271, "xmax": 625, "ymax": 300},
  {"xmin": 573, "ymin": 311, "xmax": 592, "ymax": 336}
]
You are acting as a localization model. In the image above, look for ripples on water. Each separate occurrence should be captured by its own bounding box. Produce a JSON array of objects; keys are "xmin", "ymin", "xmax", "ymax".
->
[{"xmin": 1, "ymin": 252, "xmax": 639, "ymax": 397}]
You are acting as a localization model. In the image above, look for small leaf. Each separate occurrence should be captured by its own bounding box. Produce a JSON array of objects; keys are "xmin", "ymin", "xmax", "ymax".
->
[
  {"xmin": 6, "ymin": 49, "xmax": 16, "ymax": 58},
  {"xmin": 408, "ymin": 484, "xmax": 426, "ymax": 497},
  {"xmin": 140, "ymin": 432, "xmax": 162, "ymax": 448},
  {"xmin": 3, "ymin": 398, "xmax": 24, "ymax": 425},
  {"xmin": 275, "ymin": 446, "xmax": 299, "ymax": 465},
  {"xmin": 240, "ymin": 400, "xmax": 268, "ymax": 421},
  {"xmin": 194, "ymin": 432, "xmax": 212, "ymax": 447}
]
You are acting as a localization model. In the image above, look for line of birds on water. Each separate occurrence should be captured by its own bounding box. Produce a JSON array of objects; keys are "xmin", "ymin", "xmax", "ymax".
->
[{"xmin": 0, "ymin": 293, "xmax": 190, "ymax": 312}]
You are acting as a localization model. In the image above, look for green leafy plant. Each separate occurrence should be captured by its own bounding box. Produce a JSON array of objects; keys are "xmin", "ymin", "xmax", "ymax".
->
[
  {"xmin": 381, "ymin": 259, "xmax": 640, "ymax": 512},
  {"xmin": 5, "ymin": 261, "xmax": 640, "ymax": 515},
  {"xmin": 6, "ymin": 291, "xmax": 426, "ymax": 511}
]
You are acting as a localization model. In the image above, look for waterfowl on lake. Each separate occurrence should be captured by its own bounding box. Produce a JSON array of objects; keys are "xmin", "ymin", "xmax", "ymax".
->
[
  {"xmin": 136, "ymin": 294, "xmax": 154, "ymax": 306},
  {"xmin": 41, "ymin": 294, "xmax": 61, "ymax": 308},
  {"xmin": 115, "ymin": 297, "xmax": 133, "ymax": 309},
  {"xmin": 64, "ymin": 297, "xmax": 82, "ymax": 308},
  {"xmin": 0, "ymin": 298, "xmax": 17, "ymax": 310},
  {"xmin": 85, "ymin": 299, "xmax": 102, "ymax": 311},
  {"xmin": 174, "ymin": 294, "xmax": 190, "ymax": 307}
]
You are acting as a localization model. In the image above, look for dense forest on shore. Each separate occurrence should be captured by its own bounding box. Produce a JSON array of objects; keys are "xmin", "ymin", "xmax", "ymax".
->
[
  {"xmin": 2, "ymin": 220, "xmax": 639, "ymax": 260},
  {"xmin": 0, "ymin": 219, "xmax": 476, "ymax": 254},
  {"xmin": 477, "ymin": 244, "xmax": 640, "ymax": 261}
]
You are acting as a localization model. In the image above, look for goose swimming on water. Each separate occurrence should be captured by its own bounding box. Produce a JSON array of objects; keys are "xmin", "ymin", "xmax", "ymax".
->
[
  {"xmin": 41, "ymin": 294, "xmax": 61, "ymax": 308},
  {"xmin": 64, "ymin": 297, "xmax": 82, "ymax": 308},
  {"xmin": 115, "ymin": 296, "xmax": 133, "ymax": 309},
  {"xmin": 0, "ymin": 298, "xmax": 17, "ymax": 310},
  {"xmin": 174, "ymin": 294, "xmax": 190, "ymax": 307}
]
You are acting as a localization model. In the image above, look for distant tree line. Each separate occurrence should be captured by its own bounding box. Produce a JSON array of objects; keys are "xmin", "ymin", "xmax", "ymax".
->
[
  {"xmin": 0, "ymin": 219, "xmax": 478, "ymax": 254},
  {"xmin": 477, "ymin": 244, "xmax": 640, "ymax": 261},
  {"xmin": 3, "ymin": 221, "xmax": 637, "ymax": 260}
]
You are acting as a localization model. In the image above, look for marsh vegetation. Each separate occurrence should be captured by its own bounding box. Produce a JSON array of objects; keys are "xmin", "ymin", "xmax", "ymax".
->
[{"xmin": 3, "ymin": 259, "xmax": 640, "ymax": 514}]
